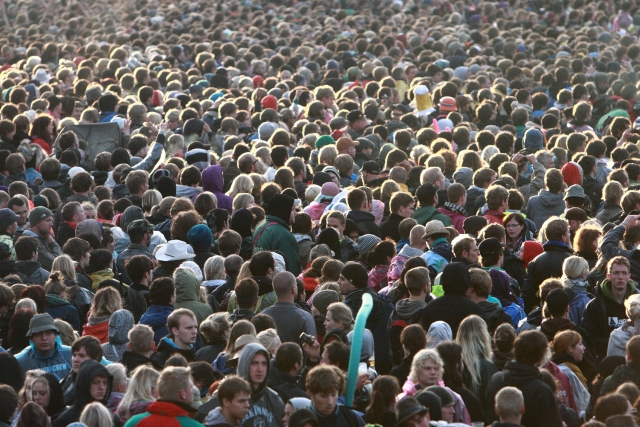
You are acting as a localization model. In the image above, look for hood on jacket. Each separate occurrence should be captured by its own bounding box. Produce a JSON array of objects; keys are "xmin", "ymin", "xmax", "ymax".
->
[
  {"xmin": 426, "ymin": 321, "xmax": 452, "ymax": 348},
  {"xmin": 15, "ymin": 260, "xmax": 42, "ymax": 277},
  {"xmin": 502, "ymin": 360, "xmax": 541, "ymax": 387},
  {"xmin": 108, "ymin": 309, "xmax": 134, "ymax": 345},
  {"xmin": 537, "ymin": 190, "xmax": 564, "ymax": 207},
  {"xmin": 539, "ymin": 317, "xmax": 576, "ymax": 342},
  {"xmin": 395, "ymin": 298, "xmax": 427, "ymax": 319},
  {"xmin": 140, "ymin": 305, "xmax": 174, "ymax": 328},
  {"xmin": 430, "ymin": 239, "xmax": 453, "ymax": 263},
  {"xmin": 479, "ymin": 301, "xmax": 506, "ymax": 322},
  {"xmin": 202, "ymin": 164, "xmax": 224, "ymax": 193},
  {"xmin": 440, "ymin": 262, "xmax": 469, "ymax": 295},
  {"xmin": 399, "ymin": 244, "xmax": 425, "ymax": 259},
  {"xmin": 42, "ymin": 372, "xmax": 65, "ymax": 416},
  {"xmin": 204, "ymin": 407, "xmax": 231, "ymax": 426},
  {"xmin": 174, "ymin": 267, "xmax": 201, "ymax": 304},
  {"xmin": 490, "ymin": 268, "xmax": 515, "ymax": 307},
  {"xmin": 45, "ymin": 293, "xmax": 71, "ymax": 307},
  {"xmin": 600, "ymin": 278, "xmax": 636, "ymax": 303},
  {"xmin": 347, "ymin": 328, "xmax": 374, "ymax": 362},
  {"xmin": 267, "ymin": 194, "xmax": 295, "ymax": 225},
  {"xmin": 237, "ymin": 343, "xmax": 270, "ymax": 396},
  {"xmin": 74, "ymin": 359, "xmax": 112, "ymax": 408}
]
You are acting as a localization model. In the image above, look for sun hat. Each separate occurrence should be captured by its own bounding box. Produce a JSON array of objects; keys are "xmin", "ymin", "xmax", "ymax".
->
[{"xmin": 155, "ymin": 240, "xmax": 196, "ymax": 262}]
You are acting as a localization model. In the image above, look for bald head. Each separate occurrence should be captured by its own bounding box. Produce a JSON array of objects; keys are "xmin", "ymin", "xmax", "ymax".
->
[
  {"xmin": 410, "ymin": 225, "xmax": 427, "ymax": 248},
  {"xmin": 273, "ymin": 271, "xmax": 297, "ymax": 300},
  {"xmin": 238, "ymin": 152, "xmax": 258, "ymax": 173}
]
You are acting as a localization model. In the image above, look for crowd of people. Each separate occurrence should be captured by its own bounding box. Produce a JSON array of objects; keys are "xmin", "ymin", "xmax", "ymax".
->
[{"xmin": 3, "ymin": 0, "xmax": 640, "ymax": 426}]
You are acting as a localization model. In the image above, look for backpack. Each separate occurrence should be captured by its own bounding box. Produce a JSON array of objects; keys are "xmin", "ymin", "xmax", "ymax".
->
[{"xmin": 388, "ymin": 306, "xmax": 426, "ymax": 366}]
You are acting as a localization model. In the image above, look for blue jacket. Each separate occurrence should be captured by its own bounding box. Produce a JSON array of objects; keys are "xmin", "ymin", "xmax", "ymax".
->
[
  {"xmin": 45, "ymin": 294, "xmax": 81, "ymax": 331},
  {"xmin": 15, "ymin": 337, "xmax": 72, "ymax": 380},
  {"xmin": 569, "ymin": 285, "xmax": 593, "ymax": 328},
  {"xmin": 139, "ymin": 305, "xmax": 174, "ymax": 345}
]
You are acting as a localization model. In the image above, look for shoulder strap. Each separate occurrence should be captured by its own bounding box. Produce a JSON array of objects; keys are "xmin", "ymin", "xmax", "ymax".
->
[
  {"xmin": 339, "ymin": 405, "xmax": 361, "ymax": 427},
  {"xmin": 252, "ymin": 221, "xmax": 279, "ymax": 250}
]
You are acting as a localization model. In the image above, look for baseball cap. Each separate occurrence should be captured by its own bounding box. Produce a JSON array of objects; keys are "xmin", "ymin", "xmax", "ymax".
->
[
  {"xmin": 330, "ymin": 117, "xmax": 348, "ymax": 130},
  {"xmin": 347, "ymin": 109, "xmax": 368, "ymax": 123},
  {"xmin": 0, "ymin": 208, "xmax": 19, "ymax": 231},
  {"xmin": 355, "ymin": 138, "xmax": 374, "ymax": 152},
  {"xmin": 127, "ymin": 219, "xmax": 154, "ymax": 235},
  {"xmin": 336, "ymin": 137, "xmax": 359, "ymax": 152},
  {"xmin": 362, "ymin": 161, "xmax": 380, "ymax": 175},
  {"xmin": 478, "ymin": 237, "xmax": 504, "ymax": 257}
]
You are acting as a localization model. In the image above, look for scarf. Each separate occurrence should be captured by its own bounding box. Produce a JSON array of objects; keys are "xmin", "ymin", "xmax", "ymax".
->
[
  {"xmin": 443, "ymin": 202, "xmax": 468, "ymax": 217},
  {"xmin": 552, "ymin": 353, "xmax": 587, "ymax": 387}
]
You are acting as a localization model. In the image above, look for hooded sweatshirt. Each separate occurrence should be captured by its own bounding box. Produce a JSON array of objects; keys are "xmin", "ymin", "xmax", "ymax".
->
[
  {"xmin": 421, "ymin": 262, "xmax": 484, "ymax": 338},
  {"xmin": 102, "ymin": 309, "xmax": 134, "ymax": 362},
  {"xmin": 174, "ymin": 267, "xmax": 213, "ymax": 324},
  {"xmin": 197, "ymin": 343, "xmax": 285, "ymax": 426},
  {"xmin": 53, "ymin": 360, "xmax": 116, "ymax": 427},
  {"xmin": 525, "ymin": 190, "xmax": 566, "ymax": 229},
  {"xmin": 14, "ymin": 260, "xmax": 49, "ymax": 285},
  {"xmin": 15, "ymin": 336, "xmax": 72, "ymax": 380},
  {"xmin": 140, "ymin": 305, "xmax": 174, "ymax": 345},
  {"xmin": 45, "ymin": 293, "xmax": 81, "ymax": 331},
  {"xmin": 389, "ymin": 299, "xmax": 427, "ymax": 364},
  {"xmin": 388, "ymin": 244, "xmax": 425, "ymax": 283},
  {"xmin": 202, "ymin": 165, "xmax": 233, "ymax": 213}
]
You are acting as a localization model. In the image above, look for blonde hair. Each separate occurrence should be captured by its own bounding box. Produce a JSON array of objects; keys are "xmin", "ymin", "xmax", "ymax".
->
[
  {"xmin": 158, "ymin": 367, "xmax": 192, "ymax": 401},
  {"xmin": 409, "ymin": 349, "xmax": 443, "ymax": 384},
  {"xmin": 54, "ymin": 319, "xmax": 78, "ymax": 346},
  {"xmin": 456, "ymin": 315, "xmax": 492, "ymax": 395},
  {"xmin": 326, "ymin": 302, "xmax": 354, "ymax": 332},
  {"xmin": 80, "ymin": 401, "xmax": 114, "ymax": 427},
  {"xmin": 91, "ymin": 286, "xmax": 122, "ymax": 318},
  {"xmin": 236, "ymin": 261, "xmax": 252, "ymax": 281},
  {"xmin": 318, "ymin": 145, "xmax": 338, "ymax": 166},
  {"xmin": 380, "ymin": 180, "xmax": 401, "ymax": 204},
  {"xmin": 232, "ymin": 193, "xmax": 254, "ymax": 212},
  {"xmin": 257, "ymin": 328, "xmax": 280, "ymax": 354},
  {"xmin": 305, "ymin": 185, "xmax": 321, "ymax": 204},
  {"xmin": 204, "ymin": 256, "xmax": 225, "ymax": 281},
  {"xmin": 52, "ymin": 255, "xmax": 77, "ymax": 280},
  {"xmin": 625, "ymin": 294, "xmax": 640, "ymax": 321},
  {"xmin": 18, "ymin": 369, "xmax": 45, "ymax": 409},
  {"xmin": 226, "ymin": 174, "xmax": 254, "ymax": 198},
  {"xmin": 199, "ymin": 312, "xmax": 230, "ymax": 343},
  {"xmin": 142, "ymin": 190, "xmax": 162, "ymax": 214},
  {"xmin": 117, "ymin": 366, "xmax": 160, "ymax": 420},
  {"xmin": 561, "ymin": 256, "xmax": 589, "ymax": 288}
]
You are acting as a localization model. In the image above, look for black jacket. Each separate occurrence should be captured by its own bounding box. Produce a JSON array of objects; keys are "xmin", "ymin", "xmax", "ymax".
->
[
  {"xmin": 195, "ymin": 338, "xmax": 227, "ymax": 364},
  {"xmin": 421, "ymin": 263, "xmax": 484, "ymax": 338},
  {"xmin": 379, "ymin": 213, "xmax": 404, "ymax": 243},
  {"xmin": 347, "ymin": 209, "xmax": 381, "ymax": 237},
  {"xmin": 478, "ymin": 301, "xmax": 513, "ymax": 335},
  {"xmin": 121, "ymin": 350, "xmax": 161, "ymax": 375},
  {"xmin": 522, "ymin": 242, "xmax": 574, "ymax": 312},
  {"xmin": 485, "ymin": 361, "xmax": 562, "ymax": 427},
  {"xmin": 153, "ymin": 336, "xmax": 196, "ymax": 367},
  {"xmin": 601, "ymin": 361, "xmax": 640, "ymax": 395},
  {"xmin": 582, "ymin": 175, "xmax": 603, "ymax": 215},
  {"xmin": 267, "ymin": 361, "xmax": 308, "ymax": 403},
  {"xmin": 502, "ymin": 249, "xmax": 526, "ymax": 291}
]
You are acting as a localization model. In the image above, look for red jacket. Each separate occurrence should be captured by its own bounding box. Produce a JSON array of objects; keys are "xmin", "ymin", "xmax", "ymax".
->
[
  {"xmin": 483, "ymin": 210, "xmax": 505, "ymax": 225},
  {"xmin": 437, "ymin": 207, "xmax": 466, "ymax": 234},
  {"xmin": 31, "ymin": 136, "xmax": 52, "ymax": 155},
  {"xmin": 125, "ymin": 400, "xmax": 201, "ymax": 427},
  {"xmin": 82, "ymin": 320, "xmax": 109, "ymax": 343}
]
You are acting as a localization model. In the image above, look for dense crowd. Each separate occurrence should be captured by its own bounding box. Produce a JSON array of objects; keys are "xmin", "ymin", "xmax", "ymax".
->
[{"xmin": 3, "ymin": 0, "xmax": 640, "ymax": 427}]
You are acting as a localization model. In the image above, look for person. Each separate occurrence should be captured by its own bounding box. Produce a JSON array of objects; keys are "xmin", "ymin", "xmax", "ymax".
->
[
  {"xmin": 305, "ymin": 364, "xmax": 365, "ymax": 427},
  {"xmin": 583, "ymin": 256, "xmax": 638, "ymax": 361},
  {"xmin": 204, "ymin": 375, "xmax": 252, "ymax": 427},
  {"xmin": 421, "ymin": 262, "xmax": 483, "ymax": 338},
  {"xmin": 120, "ymin": 324, "xmax": 161, "ymax": 374},
  {"xmin": 525, "ymin": 169, "xmax": 566, "ymax": 229},
  {"xmin": 44, "ymin": 272, "xmax": 81, "ymax": 331},
  {"xmin": 252, "ymin": 193, "xmax": 301, "ymax": 276},
  {"xmin": 467, "ymin": 268, "xmax": 512, "ymax": 335},
  {"xmin": 195, "ymin": 343, "xmax": 285, "ymax": 426},
  {"xmin": 124, "ymin": 366, "xmax": 201, "ymax": 427},
  {"xmin": 380, "ymin": 192, "xmax": 415, "ymax": 242},
  {"xmin": 116, "ymin": 366, "xmax": 160, "ymax": 423},
  {"xmin": 561, "ymin": 256, "xmax": 593, "ymax": 327},
  {"xmin": 53, "ymin": 359, "xmax": 119, "ymax": 427},
  {"xmin": 0, "ymin": 208, "xmax": 18, "ymax": 260},
  {"xmin": 346, "ymin": 188, "xmax": 380, "ymax": 236},
  {"xmin": 139, "ymin": 277, "xmax": 175, "ymax": 345},
  {"xmin": 30, "ymin": 373, "xmax": 65, "ymax": 421},
  {"xmin": 260, "ymin": 271, "xmax": 316, "ymax": 345},
  {"xmin": 0, "ymin": 385, "xmax": 18, "ymax": 427},
  {"xmin": 173, "ymin": 266, "xmax": 213, "ymax": 324},
  {"xmin": 116, "ymin": 219, "xmax": 155, "ymax": 285},
  {"xmin": 15, "ymin": 313, "xmax": 72, "ymax": 380},
  {"xmin": 393, "ymin": 397, "xmax": 430, "ymax": 427},
  {"xmin": 523, "ymin": 218, "xmax": 574, "ymax": 312},
  {"xmin": 196, "ymin": 313, "xmax": 230, "ymax": 364},
  {"xmin": 102, "ymin": 309, "xmax": 135, "ymax": 362},
  {"xmin": 601, "ymin": 335, "xmax": 640, "ymax": 395},
  {"xmin": 364, "ymin": 376, "xmax": 399, "ymax": 427},
  {"xmin": 22, "ymin": 206, "xmax": 61, "ymax": 272},
  {"xmin": 421, "ymin": 220, "xmax": 453, "ymax": 281},
  {"xmin": 82, "ymin": 286, "xmax": 122, "ymax": 343},
  {"xmin": 60, "ymin": 335, "xmax": 104, "ymax": 406},
  {"xmin": 154, "ymin": 308, "xmax": 198, "ymax": 367},
  {"xmin": 608, "ymin": 294, "xmax": 640, "ymax": 357},
  {"xmin": 457, "ymin": 315, "xmax": 498, "ymax": 402},
  {"xmin": 267, "ymin": 342, "xmax": 308, "ymax": 403},
  {"xmin": 493, "ymin": 387, "xmax": 525, "ymax": 427},
  {"xmin": 16, "ymin": 400, "xmax": 51, "ymax": 427},
  {"xmin": 485, "ymin": 331, "xmax": 563, "ymax": 427},
  {"xmin": 600, "ymin": 214, "xmax": 640, "ymax": 282},
  {"xmin": 390, "ymin": 324, "xmax": 427, "ymax": 387},
  {"xmin": 550, "ymin": 330, "xmax": 590, "ymax": 417}
]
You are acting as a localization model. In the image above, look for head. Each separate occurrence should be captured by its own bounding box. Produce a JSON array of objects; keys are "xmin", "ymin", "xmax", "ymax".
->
[
  {"xmin": 410, "ymin": 349, "xmax": 443, "ymax": 388},
  {"xmin": 305, "ymin": 365, "xmax": 345, "ymax": 416}
]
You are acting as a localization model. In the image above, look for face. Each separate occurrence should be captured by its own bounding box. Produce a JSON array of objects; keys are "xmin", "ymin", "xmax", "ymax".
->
[
  {"xmin": 32, "ymin": 381, "xmax": 50, "ymax": 409},
  {"xmin": 284, "ymin": 402, "xmax": 296, "ymax": 426},
  {"xmin": 46, "ymin": 121, "xmax": 54, "ymax": 135},
  {"xmin": 324, "ymin": 310, "xmax": 342, "ymax": 331},
  {"xmin": 74, "ymin": 206, "xmax": 87, "ymax": 223},
  {"xmin": 608, "ymin": 263, "xmax": 631, "ymax": 291},
  {"xmin": 398, "ymin": 203, "xmax": 415, "ymax": 219},
  {"xmin": 517, "ymin": 245, "xmax": 525, "ymax": 260},
  {"xmin": 337, "ymin": 274, "xmax": 355, "ymax": 295},
  {"xmin": 90, "ymin": 375, "xmax": 108, "ymax": 401},
  {"xmin": 321, "ymin": 96, "xmax": 334, "ymax": 109},
  {"xmin": 441, "ymin": 404, "xmax": 455, "ymax": 423},
  {"xmin": 417, "ymin": 360, "xmax": 440, "ymax": 387},
  {"xmin": 505, "ymin": 218, "xmax": 523, "ymax": 239},
  {"xmin": 249, "ymin": 352, "xmax": 269, "ymax": 386},
  {"xmin": 72, "ymin": 346, "xmax": 92, "ymax": 372},
  {"xmin": 12, "ymin": 203, "xmax": 28, "ymax": 226},
  {"xmin": 84, "ymin": 209, "xmax": 96, "ymax": 220},
  {"xmin": 173, "ymin": 315, "xmax": 198, "ymax": 346},
  {"xmin": 35, "ymin": 217, "xmax": 53, "ymax": 235},
  {"xmin": 326, "ymin": 217, "xmax": 345, "ymax": 237},
  {"xmin": 569, "ymin": 340, "xmax": 585, "ymax": 362},
  {"xmin": 309, "ymin": 390, "xmax": 339, "ymax": 415},
  {"xmin": 32, "ymin": 330, "xmax": 56, "ymax": 353},
  {"xmin": 225, "ymin": 392, "xmax": 251, "ymax": 422},
  {"xmin": 289, "ymin": 205, "xmax": 297, "ymax": 225},
  {"xmin": 463, "ymin": 241, "xmax": 480, "ymax": 264},
  {"xmin": 436, "ymin": 173, "xmax": 445, "ymax": 190}
]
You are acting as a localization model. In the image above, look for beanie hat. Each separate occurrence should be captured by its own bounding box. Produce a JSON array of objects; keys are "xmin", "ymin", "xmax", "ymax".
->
[
  {"xmin": 253, "ymin": 76, "xmax": 264, "ymax": 88},
  {"xmin": 267, "ymin": 194, "xmax": 295, "ymax": 224},
  {"xmin": 521, "ymin": 240, "xmax": 543, "ymax": 267},
  {"xmin": 33, "ymin": 195, "xmax": 48, "ymax": 207},
  {"xmin": 157, "ymin": 176, "xmax": 177, "ymax": 198},
  {"xmin": 28, "ymin": 206, "xmax": 53, "ymax": 227},
  {"xmin": 561, "ymin": 162, "xmax": 583, "ymax": 186},
  {"xmin": 356, "ymin": 234, "xmax": 381, "ymax": 255},
  {"xmin": 320, "ymin": 182, "xmax": 340, "ymax": 198},
  {"xmin": 261, "ymin": 95, "xmax": 278, "ymax": 110},
  {"xmin": 425, "ymin": 386, "xmax": 454, "ymax": 408},
  {"xmin": 311, "ymin": 290, "xmax": 340, "ymax": 316},
  {"xmin": 523, "ymin": 128, "xmax": 544, "ymax": 152},
  {"xmin": 120, "ymin": 206, "xmax": 144, "ymax": 233},
  {"xmin": 315, "ymin": 135, "xmax": 335, "ymax": 150},
  {"xmin": 75, "ymin": 219, "xmax": 102, "ymax": 239},
  {"xmin": 187, "ymin": 224, "xmax": 213, "ymax": 249},
  {"xmin": 341, "ymin": 263, "xmax": 369, "ymax": 289}
]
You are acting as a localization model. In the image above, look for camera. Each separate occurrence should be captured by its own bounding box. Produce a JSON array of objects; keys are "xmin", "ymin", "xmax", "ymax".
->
[{"xmin": 299, "ymin": 333, "xmax": 314, "ymax": 345}]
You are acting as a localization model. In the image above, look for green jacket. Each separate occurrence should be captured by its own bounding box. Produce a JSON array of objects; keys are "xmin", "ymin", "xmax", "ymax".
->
[
  {"xmin": 0, "ymin": 234, "xmax": 15, "ymax": 260},
  {"xmin": 412, "ymin": 206, "xmax": 452, "ymax": 226},
  {"xmin": 253, "ymin": 215, "xmax": 301, "ymax": 275}
]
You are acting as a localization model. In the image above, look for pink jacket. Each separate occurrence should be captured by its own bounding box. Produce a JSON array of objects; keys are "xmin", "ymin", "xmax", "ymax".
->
[{"xmin": 438, "ymin": 207, "xmax": 466, "ymax": 234}]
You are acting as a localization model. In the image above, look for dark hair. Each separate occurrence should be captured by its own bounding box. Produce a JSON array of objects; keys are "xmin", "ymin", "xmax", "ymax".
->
[
  {"xmin": 87, "ymin": 249, "xmax": 113, "ymax": 274},
  {"xmin": 189, "ymin": 361, "xmax": 216, "ymax": 392},
  {"xmin": 365, "ymin": 376, "xmax": 400, "ymax": 424},
  {"xmin": 275, "ymin": 342, "xmax": 303, "ymax": 372},
  {"xmin": 367, "ymin": 240, "xmax": 396, "ymax": 266},
  {"xmin": 62, "ymin": 237, "xmax": 91, "ymax": 262},
  {"xmin": 126, "ymin": 255, "xmax": 155, "ymax": 284},
  {"xmin": 20, "ymin": 285, "xmax": 45, "ymax": 313},
  {"xmin": 71, "ymin": 335, "xmax": 103, "ymax": 361},
  {"xmin": 6, "ymin": 309, "xmax": 34, "ymax": 353},
  {"xmin": 14, "ymin": 236, "xmax": 38, "ymax": 261},
  {"xmin": 249, "ymin": 251, "xmax": 275, "ymax": 277},
  {"xmin": 317, "ymin": 227, "xmax": 341, "ymax": 260},
  {"xmin": 0, "ymin": 384, "xmax": 18, "ymax": 423},
  {"xmin": 436, "ymin": 341, "xmax": 465, "ymax": 388},
  {"xmin": 235, "ymin": 278, "xmax": 259, "ymax": 310},
  {"xmin": 251, "ymin": 313, "xmax": 276, "ymax": 334},
  {"xmin": 323, "ymin": 341, "xmax": 350, "ymax": 370},
  {"xmin": 149, "ymin": 277, "xmax": 175, "ymax": 306},
  {"xmin": 514, "ymin": 331, "xmax": 548, "ymax": 366}
]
